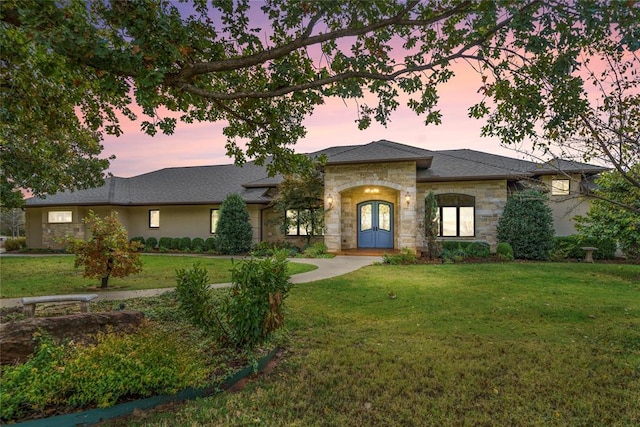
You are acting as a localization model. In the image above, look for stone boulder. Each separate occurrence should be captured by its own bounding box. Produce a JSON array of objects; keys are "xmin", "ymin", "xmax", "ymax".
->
[{"xmin": 0, "ymin": 311, "xmax": 144, "ymax": 365}]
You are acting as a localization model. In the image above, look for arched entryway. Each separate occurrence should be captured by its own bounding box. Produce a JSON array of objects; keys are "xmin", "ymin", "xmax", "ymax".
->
[{"xmin": 357, "ymin": 200, "xmax": 394, "ymax": 248}]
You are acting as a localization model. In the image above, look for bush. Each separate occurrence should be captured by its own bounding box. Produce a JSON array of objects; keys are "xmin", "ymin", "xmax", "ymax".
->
[
  {"xmin": 464, "ymin": 241, "xmax": 491, "ymax": 258},
  {"xmin": 497, "ymin": 190, "xmax": 554, "ymax": 260},
  {"xmin": 496, "ymin": 242, "xmax": 514, "ymax": 261},
  {"xmin": 145, "ymin": 237, "xmax": 158, "ymax": 251},
  {"xmin": 0, "ymin": 329, "xmax": 207, "ymax": 422},
  {"xmin": 215, "ymin": 194, "xmax": 253, "ymax": 255},
  {"xmin": 252, "ymin": 241, "xmax": 299, "ymax": 257},
  {"xmin": 158, "ymin": 237, "xmax": 172, "ymax": 251},
  {"xmin": 175, "ymin": 263, "xmax": 217, "ymax": 333},
  {"xmin": 551, "ymin": 235, "xmax": 617, "ymax": 261},
  {"xmin": 226, "ymin": 251, "xmax": 292, "ymax": 348},
  {"xmin": 204, "ymin": 237, "xmax": 217, "ymax": 252},
  {"xmin": 302, "ymin": 242, "xmax": 329, "ymax": 258},
  {"xmin": 441, "ymin": 241, "xmax": 473, "ymax": 252},
  {"xmin": 4, "ymin": 237, "xmax": 26, "ymax": 252},
  {"xmin": 130, "ymin": 236, "xmax": 145, "ymax": 250},
  {"xmin": 192, "ymin": 238, "xmax": 205, "ymax": 251},
  {"xmin": 179, "ymin": 237, "xmax": 192, "ymax": 251},
  {"xmin": 382, "ymin": 248, "xmax": 418, "ymax": 265},
  {"xmin": 170, "ymin": 237, "xmax": 181, "ymax": 250}
]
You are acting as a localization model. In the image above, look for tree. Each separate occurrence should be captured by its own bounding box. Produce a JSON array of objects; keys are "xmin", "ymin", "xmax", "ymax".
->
[
  {"xmin": 271, "ymin": 166, "xmax": 325, "ymax": 245},
  {"xmin": 575, "ymin": 165, "xmax": 640, "ymax": 260},
  {"xmin": 66, "ymin": 211, "xmax": 142, "ymax": 288},
  {"xmin": 2, "ymin": 1, "xmax": 637, "ymax": 206},
  {"xmin": 423, "ymin": 191, "xmax": 441, "ymax": 259},
  {"xmin": 497, "ymin": 190, "xmax": 554, "ymax": 260},
  {"xmin": 215, "ymin": 193, "xmax": 253, "ymax": 255},
  {"xmin": 0, "ymin": 208, "xmax": 25, "ymax": 237}
]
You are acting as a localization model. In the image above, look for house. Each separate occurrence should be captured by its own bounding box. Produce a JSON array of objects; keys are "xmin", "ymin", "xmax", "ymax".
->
[{"xmin": 25, "ymin": 140, "xmax": 607, "ymax": 252}]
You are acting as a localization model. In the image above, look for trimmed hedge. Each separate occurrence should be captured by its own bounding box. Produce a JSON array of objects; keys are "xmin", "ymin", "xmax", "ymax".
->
[
  {"xmin": 158, "ymin": 237, "xmax": 172, "ymax": 250},
  {"xmin": 145, "ymin": 237, "xmax": 158, "ymax": 250},
  {"xmin": 551, "ymin": 235, "xmax": 616, "ymax": 260}
]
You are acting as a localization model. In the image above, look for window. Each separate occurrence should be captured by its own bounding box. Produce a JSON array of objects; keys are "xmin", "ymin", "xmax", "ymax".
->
[
  {"xmin": 286, "ymin": 209, "xmax": 324, "ymax": 236},
  {"xmin": 435, "ymin": 194, "xmax": 475, "ymax": 237},
  {"xmin": 210, "ymin": 209, "xmax": 219, "ymax": 234},
  {"xmin": 48, "ymin": 211, "xmax": 72, "ymax": 223},
  {"xmin": 551, "ymin": 179, "xmax": 570, "ymax": 196},
  {"xmin": 149, "ymin": 210, "xmax": 160, "ymax": 228}
]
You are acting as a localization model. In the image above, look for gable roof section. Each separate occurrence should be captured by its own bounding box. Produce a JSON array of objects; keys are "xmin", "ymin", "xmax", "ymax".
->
[{"xmin": 319, "ymin": 140, "xmax": 433, "ymax": 168}]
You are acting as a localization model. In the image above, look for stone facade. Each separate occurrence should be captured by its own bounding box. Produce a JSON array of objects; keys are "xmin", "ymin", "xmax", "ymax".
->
[
  {"xmin": 417, "ymin": 180, "xmax": 507, "ymax": 250},
  {"xmin": 324, "ymin": 161, "xmax": 418, "ymax": 252}
]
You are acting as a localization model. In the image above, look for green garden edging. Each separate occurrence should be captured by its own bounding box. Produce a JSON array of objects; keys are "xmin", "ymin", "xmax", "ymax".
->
[{"xmin": 13, "ymin": 347, "xmax": 279, "ymax": 427}]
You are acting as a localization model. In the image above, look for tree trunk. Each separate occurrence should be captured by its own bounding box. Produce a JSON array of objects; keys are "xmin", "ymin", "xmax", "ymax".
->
[{"xmin": 101, "ymin": 257, "xmax": 114, "ymax": 289}]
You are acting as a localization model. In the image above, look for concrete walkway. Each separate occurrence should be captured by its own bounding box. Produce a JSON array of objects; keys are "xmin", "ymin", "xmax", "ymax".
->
[{"xmin": 0, "ymin": 256, "xmax": 381, "ymax": 309}]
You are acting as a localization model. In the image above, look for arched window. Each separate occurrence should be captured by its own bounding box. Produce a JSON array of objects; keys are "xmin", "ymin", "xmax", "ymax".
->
[{"xmin": 435, "ymin": 194, "xmax": 475, "ymax": 237}]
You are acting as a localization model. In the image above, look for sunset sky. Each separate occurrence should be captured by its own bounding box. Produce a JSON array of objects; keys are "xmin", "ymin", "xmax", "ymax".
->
[
  {"xmin": 101, "ymin": 66, "xmax": 535, "ymax": 178},
  {"xmin": 100, "ymin": 2, "xmax": 542, "ymax": 178}
]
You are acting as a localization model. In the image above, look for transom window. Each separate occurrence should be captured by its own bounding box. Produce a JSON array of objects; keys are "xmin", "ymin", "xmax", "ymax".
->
[
  {"xmin": 48, "ymin": 211, "xmax": 72, "ymax": 223},
  {"xmin": 210, "ymin": 209, "xmax": 219, "ymax": 234},
  {"xmin": 286, "ymin": 209, "xmax": 324, "ymax": 236},
  {"xmin": 435, "ymin": 194, "xmax": 475, "ymax": 237},
  {"xmin": 149, "ymin": 210, "xmax": 160, "ymax": 228},
  {"xmin": 551, "ymin": 179, "xmax": 570, "ymax": 196}
]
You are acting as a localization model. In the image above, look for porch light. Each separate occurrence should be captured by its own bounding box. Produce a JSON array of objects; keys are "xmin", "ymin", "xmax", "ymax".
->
[
  {"xmin": 405, "ymin": 193, "xmax": 411, "ymax": 206},
  {"xmin": 327, "ymin": 195, "xmax": 334, "ymax": 209}
]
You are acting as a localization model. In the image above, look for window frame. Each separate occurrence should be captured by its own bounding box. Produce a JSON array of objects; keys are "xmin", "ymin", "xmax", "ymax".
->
[
  {"xmin": 148, "ymin": 209, "xmax": 160, "ymax": 229},
  {"xmin": 210, "ymin": 209, "xmax": 219, "ymax": 234},
  {"xmin": 551, "ymin": 179, "xmax": 570, "ymax": 196},
  {"xmin": 47, "ymin": 211, "xmax": 73, "ymax": 224},
  {"xmin": 435, "ymin": 194, "xmax": 475, "ymax": 238}
]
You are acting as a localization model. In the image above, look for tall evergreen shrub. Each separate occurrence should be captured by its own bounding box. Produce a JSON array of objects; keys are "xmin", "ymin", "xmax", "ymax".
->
[
  {"xmin": 216, "ymin": 194, "xmax": 253, "ymax": 255},
  {"xmin": 497, "ymin": 189, "xmax": 554, "ymax": 260}
]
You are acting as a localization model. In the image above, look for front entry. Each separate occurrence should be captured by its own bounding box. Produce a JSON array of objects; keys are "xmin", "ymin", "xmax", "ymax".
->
[{"xmin": 358, "ymin": 201, "xmax": 393, "ymax": 248}]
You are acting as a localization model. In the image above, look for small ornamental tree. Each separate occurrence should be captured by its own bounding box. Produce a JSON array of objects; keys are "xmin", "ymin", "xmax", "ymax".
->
[
  {"xmin": 496, "ymin": 190, "xmax": 554, "ymax": 260},
  {"xmin": 423, "ymin": 191, "xmax": 441, "ymax": 259},
  {"xmin": 216, "ymin": 194, "xmax": 253, "ymax": 255},
  {"xmin": 66, "ymin": 211, "xmax": 142, "ymax": 288}
]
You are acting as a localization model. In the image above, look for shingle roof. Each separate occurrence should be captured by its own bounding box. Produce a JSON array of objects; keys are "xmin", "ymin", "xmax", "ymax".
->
[{"xmin": 26, "ymin": 140, "xmax": 607, "ymax": 207}]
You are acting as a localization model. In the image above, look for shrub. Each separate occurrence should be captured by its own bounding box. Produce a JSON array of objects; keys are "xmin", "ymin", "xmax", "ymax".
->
[
  {"xmin": 551, "ymin": 235, "xmax": 617, "ymax": 261},
  {"xmin": 464, "ymin": 241, "xmax": 491, "ymax": 258},
  {"xmin": 441, "ymin": 241, "xmax": 473, "ymax": 252},
  {"xmin": 496, "ymin": 242, "xmax": 514, "ymax": 261},
  {"xmin": 158, "ymin": 237, "xmax": 172, "ymax": 250},
  {"xmin": 145, "ymin": 237, "xmax": 158, "ymax": 251},
  {"xmin": 302, "ymin": 242, "xmax": 329, "ymax": 258},
  {"xmin": 0, "ymin": 329, "xmax": 207, "ymax": 422},
  {"xmin": 252, "ymin": 241, "xmax": 299, "ymax": 257},
  {"xmin": 226, "ymin": 250, "xmax": 292, "ymax": 348},
  {"xmin": 204, "ymin": 237, "xmax": 217, "ymax": 252},
  {"xmin": 441, "ymin": 246, "xmax": 466, "ymax": 263},
  {"xmin": 179, "ymin": 237, "xmax": 192, "ymax": 251},
  {"xmin": 4, "ymin": 237, "xmax": 26, "ymax": 252},
  {"xmin": 497, "ymin": 190, "xmax": 554, "ymax": 260},
  {"xmin": 130, "ymin": 236, "xmax": 145, "ymax": 250},
  {"xmin": 215, "ymin": 194, "xmax": 253, "ymax": 255},
  {"xmin": 175, "ymin": 263, "xmax": 217, "ymax": 333},
  {"xmin": 170, "ymin": 237, "xmax": 181, "ymax": 250},
  {"xmin": 382, "ymin": 248, "xmax": 418, "ymax": 265},
  {"xmin": 192, "ymin": 238, "xmax": 205, "ymax": 251}
]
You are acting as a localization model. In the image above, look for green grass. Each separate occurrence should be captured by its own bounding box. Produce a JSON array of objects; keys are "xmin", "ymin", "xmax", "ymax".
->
[
  {"xmin": 0, "ymin": 255, "xmax": 317, "ymax": 298},
  {"xmin": 107, "ymin": 262, "xmax": 640, "ymax": 426}
]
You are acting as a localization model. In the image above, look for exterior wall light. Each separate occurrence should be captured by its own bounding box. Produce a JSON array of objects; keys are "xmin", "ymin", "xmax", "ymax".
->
[
  {"xmin": 405, "ymin": 193, "xmax": 411, "ymax": 206},
  {"xmin": 327, "ymin": 195, "xmax": 334, "ymax": 209}
]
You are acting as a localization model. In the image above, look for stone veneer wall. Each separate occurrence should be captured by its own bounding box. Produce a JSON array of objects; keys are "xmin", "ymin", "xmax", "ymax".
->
[
  {"xmin": 324, "ymin": 161, "xmax": 417, "ymax": 252},
  {"xmin": 42, "ymin": 222, "xmax": 86, "ymax": 249},
  {"xmin": 416, "ymin": 180, "xmax": 507, "ymax": 250}
]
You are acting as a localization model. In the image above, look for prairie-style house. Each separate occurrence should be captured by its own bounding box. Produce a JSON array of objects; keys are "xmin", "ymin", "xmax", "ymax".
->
[{"xmin": 25, "ymin": 140, "xmax": 606, "ymax": 252}]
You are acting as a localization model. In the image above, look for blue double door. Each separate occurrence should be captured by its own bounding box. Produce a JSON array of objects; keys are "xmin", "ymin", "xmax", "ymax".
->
[{"xmin": 357, "ymin": 201, "xmax": 394, "ymax": 249}]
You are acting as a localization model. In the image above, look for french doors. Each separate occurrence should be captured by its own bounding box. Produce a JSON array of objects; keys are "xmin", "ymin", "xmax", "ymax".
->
[{"xmin": 357, "ymin": 201, "xmax": 393, "ymax": 248}]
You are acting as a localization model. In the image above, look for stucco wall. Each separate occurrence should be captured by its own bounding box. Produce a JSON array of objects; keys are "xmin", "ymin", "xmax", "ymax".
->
[
  {"xmin": 538, "ymin": 175, "xmax": 592, "ymax": 236},
  {"xmin": 417, "ymin": 180, "xmax": 508, "ymax": 250}
]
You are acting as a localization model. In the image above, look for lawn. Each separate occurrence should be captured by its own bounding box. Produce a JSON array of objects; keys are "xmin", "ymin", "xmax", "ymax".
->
[
  {"xmin": 0, "ymin": 255, "xmax": 317, "ymax": 298},
  {"xmin": 106, "ymin": 262, "xmax": 640, "ymax": 426}
]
